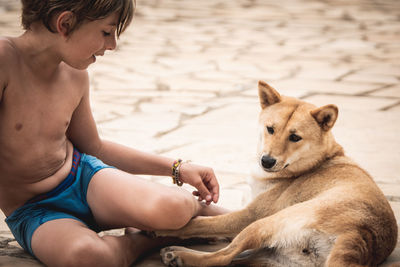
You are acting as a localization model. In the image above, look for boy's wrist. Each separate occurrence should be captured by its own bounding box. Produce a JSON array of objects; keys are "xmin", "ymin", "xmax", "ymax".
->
[
  {"xmin": 170, "ymin": 158, "xmax": 192, "ymax": 186},
  {"xmin": 171, "ymin": 159, "xmax": 183, "ymax": 186}
]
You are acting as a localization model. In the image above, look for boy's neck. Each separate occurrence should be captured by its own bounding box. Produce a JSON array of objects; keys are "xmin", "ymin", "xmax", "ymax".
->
[{"xmin": 14, "ymin": 24, "xmax": 64, "ymax": 79}]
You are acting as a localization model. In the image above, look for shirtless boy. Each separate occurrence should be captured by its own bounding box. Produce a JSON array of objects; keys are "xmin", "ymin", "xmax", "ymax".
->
[{"xmin": 0, "ymin": 1, "xmax": 226, "ymax": 266}]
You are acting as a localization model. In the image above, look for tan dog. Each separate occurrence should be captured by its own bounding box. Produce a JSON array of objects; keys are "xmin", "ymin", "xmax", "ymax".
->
[{"xmin": 157, "ymin": 81, "xmax": 398, "ymax": 267}]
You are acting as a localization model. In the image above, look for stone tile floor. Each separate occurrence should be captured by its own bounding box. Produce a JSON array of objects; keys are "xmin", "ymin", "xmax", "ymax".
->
[{"xmin": 0, "ymin": 0, "xmax": 399, "ymax": 266}]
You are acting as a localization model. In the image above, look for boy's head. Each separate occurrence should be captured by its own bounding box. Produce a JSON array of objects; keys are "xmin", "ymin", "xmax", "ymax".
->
[{"xmin": 21, "ymin": 0, "xmax": 135, "ymax": 37}]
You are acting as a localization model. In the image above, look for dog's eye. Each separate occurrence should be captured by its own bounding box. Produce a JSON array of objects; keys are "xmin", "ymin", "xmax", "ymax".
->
[
  {"xmin": 266, "ymin": 126, "xmax": 274, "ymax": 135},
  {"xmin": 289, "ymin": 134, "xmax": 302, "ymax": 142}
]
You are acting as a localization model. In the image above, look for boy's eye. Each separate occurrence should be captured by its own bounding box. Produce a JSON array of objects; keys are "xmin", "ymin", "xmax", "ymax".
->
[
  {"xmin": 102, "ymin": 31, "xmax": 111, "ymax": 36},
  {"xmin": 289, "ymin": 134, "xmax": 302, "ymax": 142},
  {"xmin": 266, "ymin": 126, "xmax": 274, "ymax": 135}
]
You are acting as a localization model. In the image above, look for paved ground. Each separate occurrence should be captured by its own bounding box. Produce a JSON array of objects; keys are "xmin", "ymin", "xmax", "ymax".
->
[{"xmin": 1, "ymin": 0, "xmax": 399, "ymax": 266}]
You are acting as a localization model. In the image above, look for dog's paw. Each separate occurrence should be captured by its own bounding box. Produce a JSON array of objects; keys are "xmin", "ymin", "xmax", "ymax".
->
[{"xmin": 160, "ymin": 247, "xmax": 185, "ymax": 267}]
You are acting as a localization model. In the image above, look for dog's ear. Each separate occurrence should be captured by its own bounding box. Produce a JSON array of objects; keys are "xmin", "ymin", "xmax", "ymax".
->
[
  {"xmin": 258, "ymin": 81, "xmax": 281, "ymax": 109},
  {"xmin": 310, "ymin": 104, "xmax": 338, "ymax": 131}
]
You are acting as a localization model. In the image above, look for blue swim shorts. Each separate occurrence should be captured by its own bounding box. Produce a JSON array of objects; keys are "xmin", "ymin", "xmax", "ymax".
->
[{"xmin": 5, "ymin": 148, "xmax": 114, "ymax": 257}]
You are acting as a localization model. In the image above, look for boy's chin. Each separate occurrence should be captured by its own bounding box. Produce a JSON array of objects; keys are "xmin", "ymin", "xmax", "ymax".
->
[{"xmin": 63, "ymin": 60, "xmax": 91, "ymax": 70}]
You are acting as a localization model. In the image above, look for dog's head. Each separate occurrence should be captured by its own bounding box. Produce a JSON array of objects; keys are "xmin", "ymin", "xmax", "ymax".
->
[{"xmin": 255, "ymin": 80, "xmax": 340, "ymax": 178}]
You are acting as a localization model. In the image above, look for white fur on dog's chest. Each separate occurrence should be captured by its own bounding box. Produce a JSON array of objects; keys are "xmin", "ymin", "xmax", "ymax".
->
[
  {"xmin": 248, "ymin": 174, "xmax": 279, "ymax": 199},
  {"xmin": 248, "ymin": 162, "xmax": 283, "ymax": 198}
]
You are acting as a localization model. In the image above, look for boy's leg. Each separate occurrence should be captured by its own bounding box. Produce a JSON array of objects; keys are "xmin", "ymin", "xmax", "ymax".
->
[
  {"xmin": 31, "ymin": 218, "xmax": 179, "ymax": 266},
  {"xmin": 31, "ymin": 168, "xmax": 228, "ymax": 266},
  {"xmin": 87, "ymin": 168, "xmax": 228, "ymax": 231}
]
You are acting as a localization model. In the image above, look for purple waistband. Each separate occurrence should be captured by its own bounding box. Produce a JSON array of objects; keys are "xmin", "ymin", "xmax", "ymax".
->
[{"xmin": 26, "ymin": 148, "xmax": 81, "ymax": 204}]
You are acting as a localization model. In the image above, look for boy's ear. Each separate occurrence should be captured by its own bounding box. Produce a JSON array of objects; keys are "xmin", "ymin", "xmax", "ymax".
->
[
  {"xmin": 56, "ymin": 11, "xmax": 76, "ymax": 37},
  {"xmin": 258, "ymin": 80, "xmax": 281, "ymax": 109},
  {"xmin": 310, "ymin": 104, "xmax": 338, "ymax": 131}
]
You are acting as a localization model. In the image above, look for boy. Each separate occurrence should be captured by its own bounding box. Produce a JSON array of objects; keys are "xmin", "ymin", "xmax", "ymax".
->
[{"xmin": 0, "ymin": 0, "xmax": 227, "ymax": 266}]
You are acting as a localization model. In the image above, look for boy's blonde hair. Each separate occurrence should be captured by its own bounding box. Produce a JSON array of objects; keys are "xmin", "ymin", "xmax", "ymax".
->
[{"xmin": 21, "ymin": 0, "xmax": 135, "ymax": 37}]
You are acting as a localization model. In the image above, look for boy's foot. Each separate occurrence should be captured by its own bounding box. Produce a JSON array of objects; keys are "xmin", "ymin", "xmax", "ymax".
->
[{"xmin": 123, "ymin": 227, "xmax": 185, "ymax": 264}]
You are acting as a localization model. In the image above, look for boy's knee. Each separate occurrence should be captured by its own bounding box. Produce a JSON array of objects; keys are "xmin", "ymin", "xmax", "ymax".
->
[
  {"xmin": 149, "ymin": 189, "xmax": 197, "ymax": 229},
  {"xmin": 166, "ymin": 193, "xmax": 195, "ymax": 228}
]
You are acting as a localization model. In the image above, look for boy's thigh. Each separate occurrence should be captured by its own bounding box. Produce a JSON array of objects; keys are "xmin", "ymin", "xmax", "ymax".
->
[
  {"xmin": 87, "ymin": 168, "xmax": 188, "ymax": 230},
  {"xmin": 31, "ymin": 218, "xmax": 101, "ymax": 266}
]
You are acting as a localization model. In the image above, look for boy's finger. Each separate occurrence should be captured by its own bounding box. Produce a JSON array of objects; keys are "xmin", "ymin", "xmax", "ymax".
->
[
  {"xmin": 196, "ymin": 182, "xmax": 212, "ymax": 202},
  {"xmin": 206, "ymin": 177, "xmax": 220, "ymax": 203},
  {"xmin": 212, "ymin": 193, "xmax": 219, "ymax": 203}
]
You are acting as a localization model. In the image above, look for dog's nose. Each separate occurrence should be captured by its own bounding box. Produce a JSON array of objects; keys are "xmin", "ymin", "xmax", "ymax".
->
[{"xmin": 261, "ymin": 155, "xmax": 277, "ymax": 169}]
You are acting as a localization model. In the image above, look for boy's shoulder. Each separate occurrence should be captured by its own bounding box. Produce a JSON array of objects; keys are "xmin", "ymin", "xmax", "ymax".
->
[
  {"xmin": 0, "ymin": 37, "xmax": 16, "ymax": 101},
  {"xmin": 0, "ymin": 37, "xmax": 19, "ymax": 80},
  {"xmin": 0, "ymin": 37, "xmax": 18, "ymax": 62},
  {"xmin": 0, "ymin": 37, "xmax": 17, "ymax": 69},
  {"xmin": 0, "ymin": 36, "xmax": 14, "ymax": 49}
]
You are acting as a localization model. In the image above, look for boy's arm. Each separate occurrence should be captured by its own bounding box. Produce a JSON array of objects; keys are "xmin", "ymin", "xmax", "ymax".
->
[
  {"xmin": 0, "ymin": 65, "xmax": 4, "ymax": 102},
  {"xmin": 0, "ymin": 73, "xmax": 4, "ymax": 103},
  {"xmin": 67, "ymin": 71, "xmax": 219, "ymax": 203},
  {"xmin": 67, "ymin": 71, "xmax": 174, "ymax": 176},
  {"xmin": 0, "ymin": 39, "xmax": 11, "ymax": 102}
]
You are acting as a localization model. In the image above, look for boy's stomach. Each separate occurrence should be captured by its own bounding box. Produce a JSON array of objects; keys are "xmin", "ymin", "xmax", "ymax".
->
[{"xmin": 0, "ymin": 140, "xmax": 74, "ymax": 216}]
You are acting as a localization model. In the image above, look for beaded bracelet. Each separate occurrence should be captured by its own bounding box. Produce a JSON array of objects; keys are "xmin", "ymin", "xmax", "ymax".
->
[{"xmin": 172, "ymin": 159, "xmax": 184, "ymax": 186}]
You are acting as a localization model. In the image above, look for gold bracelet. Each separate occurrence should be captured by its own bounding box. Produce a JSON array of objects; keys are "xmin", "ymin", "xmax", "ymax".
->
[{"xmin": 172, "ymin": 159, "xmax": 183, "ymax": 186}]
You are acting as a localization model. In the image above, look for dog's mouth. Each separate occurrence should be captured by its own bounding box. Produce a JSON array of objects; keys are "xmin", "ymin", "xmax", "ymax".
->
[
  {"xmin": 262, "ymin": 168, "xmax": 279, "ymax": 173},
  {"xmin": 284, "ymin": 163, "xmax": 290, "ymax": 169},
  {"xmin": 260, "ymin": 162, "xmax": 290, "ymax": 173}
]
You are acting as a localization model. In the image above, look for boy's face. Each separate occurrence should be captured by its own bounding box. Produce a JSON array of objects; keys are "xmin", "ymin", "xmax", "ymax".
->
[{"xmin": 60, "ymin": 12, "xmax": 119, "ymax": 70}]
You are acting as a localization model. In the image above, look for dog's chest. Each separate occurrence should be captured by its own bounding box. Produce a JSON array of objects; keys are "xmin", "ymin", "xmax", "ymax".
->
[{"xmin": 248, "ymin": 176, "xmax": 280, "ymax": 199}]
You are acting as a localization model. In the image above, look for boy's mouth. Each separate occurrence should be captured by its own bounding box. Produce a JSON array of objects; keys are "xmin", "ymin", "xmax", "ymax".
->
[{"xmin": 92, "ymin": 53, "xmax": 104, "ymax": 62}]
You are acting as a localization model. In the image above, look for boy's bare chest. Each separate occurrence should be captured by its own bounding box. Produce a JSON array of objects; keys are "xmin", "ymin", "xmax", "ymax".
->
[
  {"xmin": 1, "ymin": 78, "xmax": 80, "ymax": 138},
  {"xmin": 0, "ymin": 75, "xmax": 82, "ymax": 180}
]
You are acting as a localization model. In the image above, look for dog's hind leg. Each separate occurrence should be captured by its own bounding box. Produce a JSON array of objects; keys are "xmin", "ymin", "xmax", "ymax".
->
[{"xmin": 325, "ymin": 231, "xmax": 386, "ymax": 267}]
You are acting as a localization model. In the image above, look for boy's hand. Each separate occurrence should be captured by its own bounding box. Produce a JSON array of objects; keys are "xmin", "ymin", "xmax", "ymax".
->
[{"xmin": 179, "ymin": 163, "xmax": 220, "ymax": 205}]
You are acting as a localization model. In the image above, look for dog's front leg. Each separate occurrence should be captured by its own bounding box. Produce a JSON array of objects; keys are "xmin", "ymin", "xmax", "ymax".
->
[
  {"xmin": 155, "ymin": 208, "xmax": 254, "ymax": 239},
  {"xmin": 160, "ymin": 217, "xmax": 268, "ymax": 267}
]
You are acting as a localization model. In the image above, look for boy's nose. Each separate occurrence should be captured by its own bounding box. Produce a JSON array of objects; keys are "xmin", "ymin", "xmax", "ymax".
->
[{"xmin": 105, "ymin": 36, "xmax": 117, "ymax": 50}]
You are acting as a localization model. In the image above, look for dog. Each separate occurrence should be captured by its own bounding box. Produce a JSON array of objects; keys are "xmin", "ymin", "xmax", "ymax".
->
[{"xmin": 156, "ymin": 81, "xmax": 398, "ymax": 267}]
